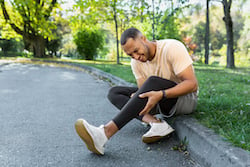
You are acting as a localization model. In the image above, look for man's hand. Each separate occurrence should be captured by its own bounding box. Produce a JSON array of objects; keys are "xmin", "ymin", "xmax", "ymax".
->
[
  {"xmin": 138, "ymin": 91, "xmax": 163, "ymax": 116},
  {"xmin": 130, "ymin": 93, "xmax": 135, "ymax": 98}
]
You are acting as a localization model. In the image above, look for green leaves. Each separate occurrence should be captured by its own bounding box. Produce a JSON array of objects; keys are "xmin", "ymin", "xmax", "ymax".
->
[
  {"xmin": 73, "ymin": 28, "xmax": 104, "ymax": 60},
  {"xmin": 1, "ymin": 0, "xmax": 59, "ymax": 38}
]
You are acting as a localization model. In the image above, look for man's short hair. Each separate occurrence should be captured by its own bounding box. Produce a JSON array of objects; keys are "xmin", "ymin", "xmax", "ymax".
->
[{"xmin": 120, "ymin": 27, "xmax": 141, "ymax": 45}]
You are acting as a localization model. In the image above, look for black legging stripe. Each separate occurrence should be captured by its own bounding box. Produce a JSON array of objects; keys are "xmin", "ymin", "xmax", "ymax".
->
[{"xmin": 107, "ymin": 76, "xmax": 178, "ymax": 129}]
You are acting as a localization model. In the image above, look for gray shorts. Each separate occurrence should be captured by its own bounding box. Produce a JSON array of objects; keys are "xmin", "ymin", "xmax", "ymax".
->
[{"xmin": 158, "ymin": 92, "xmax": 198, "ymax": 118}]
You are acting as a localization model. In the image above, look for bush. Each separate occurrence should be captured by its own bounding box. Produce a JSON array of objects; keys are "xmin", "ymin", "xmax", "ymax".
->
[{"xmin": 73, "ymin": 28, "xmax": 104, "ymax": 60}]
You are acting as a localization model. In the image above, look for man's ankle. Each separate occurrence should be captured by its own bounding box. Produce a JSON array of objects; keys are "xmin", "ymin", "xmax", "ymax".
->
[
  {"xmin": 104, "ymin": 121, "xmax": 119, "ymax": 139},
  {"xmin": 142, "ymin": 114, "xmax": 161, "ymax": 123}
]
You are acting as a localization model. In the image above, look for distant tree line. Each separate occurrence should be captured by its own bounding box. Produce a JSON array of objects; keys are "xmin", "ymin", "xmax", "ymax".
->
[{"xmin": 0, "ymin": 0, "xmax": 249, "ymax": 68}]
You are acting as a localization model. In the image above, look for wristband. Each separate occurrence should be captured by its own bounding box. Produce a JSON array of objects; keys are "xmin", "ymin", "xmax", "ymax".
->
[{"xmin": 161, "ymin": 90, "xmax": 166, "ymax": 99}]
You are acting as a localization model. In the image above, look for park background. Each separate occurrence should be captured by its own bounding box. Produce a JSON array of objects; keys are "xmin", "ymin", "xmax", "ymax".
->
[{"xmin": 0, "ymin": 0, "xmax": 249, "ymax": 151}]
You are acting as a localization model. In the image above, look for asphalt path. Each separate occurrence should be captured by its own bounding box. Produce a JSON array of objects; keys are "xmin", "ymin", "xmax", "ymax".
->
[{"xmin": 0, "ymin": 63, "xmax": 200, "ymax": 167}]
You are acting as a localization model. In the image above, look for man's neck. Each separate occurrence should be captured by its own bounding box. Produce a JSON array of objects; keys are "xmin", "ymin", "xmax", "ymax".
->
[{"xmin": 148, "ymin": 40, "xmax": 157, "ymax": 61}]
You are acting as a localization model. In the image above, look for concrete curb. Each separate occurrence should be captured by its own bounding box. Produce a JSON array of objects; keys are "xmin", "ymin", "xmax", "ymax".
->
[
  {"xmin": 174, "ymin": 116, "xmax": 250, "ymax": 167},
  {"xmin": 19, "ymin": 59, "xmax": 250, "ymax": 167}
]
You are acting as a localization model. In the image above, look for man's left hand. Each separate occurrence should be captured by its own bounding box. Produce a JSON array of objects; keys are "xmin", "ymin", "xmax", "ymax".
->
[{"xmin": 139, "ymin": 91, "xmax": 163, "ymax": 116}]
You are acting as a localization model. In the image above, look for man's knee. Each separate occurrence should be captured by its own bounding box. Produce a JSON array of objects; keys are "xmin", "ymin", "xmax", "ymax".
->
[
  {"xmin": 147, "ymin": 76, "xmax": 159, "ymax": 82},
  {"xmin": 147, "ymin": 76, "xmax": 176, "ymax": 85},
  {"xmin": 143, "ymin": 76, "xmax": 163, "ymax": 86},
  {"xmin": 107, "ymin": 86, "xmax": 120, "ymax": 103}
]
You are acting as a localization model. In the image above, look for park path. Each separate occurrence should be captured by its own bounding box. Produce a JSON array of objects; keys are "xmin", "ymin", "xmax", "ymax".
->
[{"xmin": 0, "ymin": 63, "xmax": 200, "ymax": 167}]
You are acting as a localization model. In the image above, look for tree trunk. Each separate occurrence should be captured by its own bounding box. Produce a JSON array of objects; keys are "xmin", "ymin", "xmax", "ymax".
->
[
  {"xmin": 113, "ymin": 1, "xmax": 120, "ymax": 64},
  {"xmin": 222, "ymin": 0, "xmax": 235, "ymax": 68},
  {"xmin": 225, "ymin": 15, "xmax": 234, "ymax": 68},
  {"xmin": 204, "ymin": 0, "xmax": 210, "ymax": 64},
  {"xmin": 152, "ymin": 0, "xmax": 155, "ymax": 40},
  {"xmin": 32, "ymin": 36, "xmax": 46, "ymax": 58},
  {"xmin": 1, "ymin": 0, "xmax": 47, "ymax": 58}
]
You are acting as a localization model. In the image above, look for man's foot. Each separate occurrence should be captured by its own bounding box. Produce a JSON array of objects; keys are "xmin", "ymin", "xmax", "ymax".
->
[
  {"xmin": 142, "ymin": 120, "xmax": 174, "ymax": 144},
  {"xmin": 75, "ymin": 119, "xmax": 108, "ymax": 155}
]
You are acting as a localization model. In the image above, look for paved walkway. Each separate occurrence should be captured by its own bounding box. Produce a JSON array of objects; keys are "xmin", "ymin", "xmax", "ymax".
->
[{"xmin": 0, "ymin": 63, "xmax": 200, "ymax": 167}]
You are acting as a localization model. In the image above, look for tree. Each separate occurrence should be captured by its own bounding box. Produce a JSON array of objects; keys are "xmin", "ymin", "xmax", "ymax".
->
[
  {"xmin": 204, "ymin": 0, "xmax": 210, "ymax": 64},
  {"xmin": 110, "ymin": 0, "xmax": 120, "ymax": 64},
  {"xmin": 148, "ymin": 0, "xmax": 163, "ymax": 40},
  {"xmin": 46, "ymin": 14, "xmax": 70, "ymax": 57},
  {"xmin": 221, "ymin": 0, "xmax": 235, "ymax": 68},
  {"xmin": 0, "ymin": 38, "xmax": 23, "ymax": 56},
  {"xmin": 72, "ymin": 0, "xmax": 122, "ymax": 63},
  {"xmin": 193, "ymin": 21, "xmax": 206, "ymax": 56},
  {"xmin": 73, "ymin": 28, "xmax": 104, "ymax": 60},
  {"xmin": 0, "ymin": 0, "xmax": 58, "ymax": 58},
  {"xmin": 157, "ymin": 10, "xmax": 179, "ymax": 40}
]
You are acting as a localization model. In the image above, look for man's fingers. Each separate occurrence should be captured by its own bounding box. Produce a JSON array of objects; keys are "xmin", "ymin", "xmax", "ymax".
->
[
  {"xmin": 130, "ymin": 93, "xmax": 135, "ymax": 98},
  {"xmin": 139, "ymin": 109, "xmax": 146, "ymax": 116},
  {"xmin": 139, "ymin": 104, "xmax": 153, "ymax": 116},
  {"xmin": 139, "ymin": 92, "xmax": 149, "ymax": 98},
  {"xmin": 139, "ymin": 104, "xmax": 149, "ymax": 115}
]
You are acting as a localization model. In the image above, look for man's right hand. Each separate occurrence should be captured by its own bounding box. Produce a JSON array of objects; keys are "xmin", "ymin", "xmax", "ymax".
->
[{"xmin": 130, "ymin": 93, "xmax": 135, "ymax": 98}]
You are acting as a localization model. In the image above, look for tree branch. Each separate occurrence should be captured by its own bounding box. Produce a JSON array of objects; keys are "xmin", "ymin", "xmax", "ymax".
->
[
  {"xmin": 228, "ymin": 0, "xmax": 232, "ymax": 10},
  {"xmin": 0, "ymin": 0, "xmax": 23, "ymax": 35},
  {"xmin": 210, "ymin": 0, "xmax": 223, "ymax": 3},
  {"xmin": 44, "ymin": 0, "xmax": 57, "ymax": 20}
]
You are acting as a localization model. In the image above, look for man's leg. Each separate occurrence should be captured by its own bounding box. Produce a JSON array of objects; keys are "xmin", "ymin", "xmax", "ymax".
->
[
  {"xmin": 107, "ymin": 86, "xmax": 138, "ymax": 110},
  {"xmin": 111, "ymin": 76, "xmax": 177, "ymax": 130},
  {"xmin": 75, "ymin": 76, "xmax": 178, "ymax": 154},
  {"xmin": 107, "ymin": 86, "xmax": 156, "ymax": 122},
  {"xmin": 105, "ymin": 85, "xmax": 163, "ymax": 139}
]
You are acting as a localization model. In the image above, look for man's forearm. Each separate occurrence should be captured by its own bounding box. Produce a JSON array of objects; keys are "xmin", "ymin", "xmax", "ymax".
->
[{"xmin": 163, "ymin": 79, "xmax": 198, "ymax": 98}]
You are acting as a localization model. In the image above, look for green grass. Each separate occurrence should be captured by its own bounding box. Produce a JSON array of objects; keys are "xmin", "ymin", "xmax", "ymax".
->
[
  {"xmin": 193, "ymin": 64, "xmax": 250, "ymax": 151},
  {"xmin": 4, "ymin": 57, "xmax": 250, "ymax": 151}
]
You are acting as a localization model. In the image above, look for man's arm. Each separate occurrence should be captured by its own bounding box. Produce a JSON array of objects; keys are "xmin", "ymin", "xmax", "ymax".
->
[
  {"xmin": 139, "ymin": 65, "xmax": 198, "ymax": 115},
  {"xmin": 164, "ymin": 65, "xmax": 198, "ymax": 98},
  {"xmin": 136, "ymin": 77, "xmax": 146, "ymax": 88}
]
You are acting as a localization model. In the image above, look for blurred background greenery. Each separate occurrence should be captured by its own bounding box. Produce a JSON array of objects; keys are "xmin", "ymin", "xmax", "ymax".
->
[{"xmin": 0, "ymin": 0, "xmax": 249, "ymax": 67}]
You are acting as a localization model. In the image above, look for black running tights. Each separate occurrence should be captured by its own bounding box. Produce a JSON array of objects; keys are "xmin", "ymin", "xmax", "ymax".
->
[{"xmin": 107, "ymin": 76, "xmax": 178, "ymax": 129}]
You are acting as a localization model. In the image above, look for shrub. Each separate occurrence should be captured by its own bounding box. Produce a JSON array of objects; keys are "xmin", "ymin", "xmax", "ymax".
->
[{"xmin": 73, "ymin": 28, "xmax": 104, "ymax": 60}]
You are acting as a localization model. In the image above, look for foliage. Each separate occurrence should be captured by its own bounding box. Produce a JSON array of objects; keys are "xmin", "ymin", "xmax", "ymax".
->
[
  {"xmin": 192, "ymin": 21, "xmax": 205, "ymax": 56},
  {"xmin": 0, "ymin": 0, "xmax": 60, "ymax": 57},
  {"xmin": 157, "ymin": 9, "xmax": 181, "ymax": 40},
  {"xmin": 237, "ymin": 8, "xmax": 250, "ymax": 55},
  {"xmin": 73, "ymin": 28, "xmax": 104, "ymax": 60},
  {"xmin": 46, "ymin": 14, "xmax": 70, "ymax": 57},
  {"xmin": 0, "ymin": 38, "xmax": 24, "ymax": 57},
  {"xmin": 60, "ymin": 34, "xmax": 78, "ymax": 58},
  {"xmin": 0, "ymin": 0, "xmax": 249, "ymax": 64}
]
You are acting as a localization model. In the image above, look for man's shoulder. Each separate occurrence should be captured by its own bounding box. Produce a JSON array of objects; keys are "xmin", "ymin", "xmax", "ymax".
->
[
  {"xmin": 157, "ymin": 39, "xmax": 186, "ymax": 55},
  {"xmin": 157, "ymin": 39, "xmax": 182, "ymax": 46}
]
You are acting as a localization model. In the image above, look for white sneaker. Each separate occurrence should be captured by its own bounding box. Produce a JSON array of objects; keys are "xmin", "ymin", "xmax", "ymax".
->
[
  {"xmin": 75, "ymin": 119, "xmax": 108, "ymax": 155},
  {"xmin": 142, "ymin": 120, "xmax": 174, "ymax": 144}
]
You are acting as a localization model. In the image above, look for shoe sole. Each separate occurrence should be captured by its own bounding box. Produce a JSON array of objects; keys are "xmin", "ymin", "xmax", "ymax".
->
[
  {"xmin": 142, "ymin": 129, "xmax": 174, "ymax": 144},
  {"xmin": 75, "ymin": 119, "xmax": 102, "ymax": 155}
]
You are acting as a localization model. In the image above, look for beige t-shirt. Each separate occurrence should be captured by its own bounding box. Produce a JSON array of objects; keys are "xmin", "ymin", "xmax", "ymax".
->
[
  {"xmin": 131, "ymin": 39, "xmax": 193, "ymax": 83},
  {"xmin": 131, "ymin": 39, "xmax": 197, "ymax": 117}
]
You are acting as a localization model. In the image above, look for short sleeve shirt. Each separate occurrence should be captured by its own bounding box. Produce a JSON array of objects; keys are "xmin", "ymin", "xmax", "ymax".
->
[{"xmin": 131, "ymin": 39, "xmax": 193, "ymax": 84}]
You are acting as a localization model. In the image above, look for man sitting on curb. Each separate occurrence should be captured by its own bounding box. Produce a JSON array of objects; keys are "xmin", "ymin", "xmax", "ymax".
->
[{"xmin": 75, "ymin": 27, "xmax": 198, "ymax": 155}]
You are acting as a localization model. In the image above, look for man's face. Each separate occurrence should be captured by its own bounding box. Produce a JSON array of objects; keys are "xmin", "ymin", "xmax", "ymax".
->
[{"xmin": 122, "ymin": 37, "xmax": 150, "ymax": 62}]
